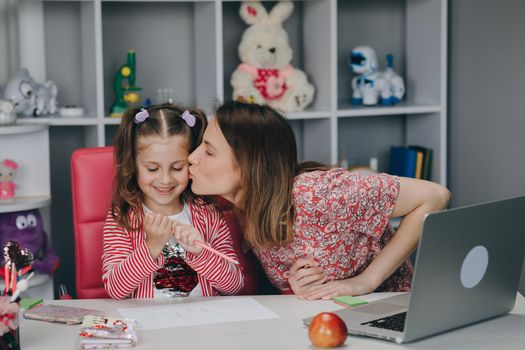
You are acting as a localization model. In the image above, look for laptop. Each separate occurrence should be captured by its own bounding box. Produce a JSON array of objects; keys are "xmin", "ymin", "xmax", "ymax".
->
[{"xmin": 303, "ymin": 196, "xmax": 525, "ymax": 343}]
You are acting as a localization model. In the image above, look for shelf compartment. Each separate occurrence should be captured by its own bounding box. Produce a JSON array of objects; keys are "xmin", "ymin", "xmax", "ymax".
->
[
  {"xmin": 0, "ymin": 126, "xmax": 51, "ymax": 198},
  {"xmin": 101, "ymin": 1, "xmax": 217, "ymax": 115},
  {"xmin": 336, "ymin": 0, "xmax": 444, "ymax": 108},
  {"xmin": 19, "ymin": 0, "xmax": 99, "ymax": 120},
  {"xmin": 221, "ymin": 0, "xmax": 332, "ymax": 113}
]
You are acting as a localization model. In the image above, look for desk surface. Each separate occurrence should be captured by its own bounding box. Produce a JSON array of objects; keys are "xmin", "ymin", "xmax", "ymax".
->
[{"xmin": 20, "ymin": 293, "xmax": 525, "ymax": 349}]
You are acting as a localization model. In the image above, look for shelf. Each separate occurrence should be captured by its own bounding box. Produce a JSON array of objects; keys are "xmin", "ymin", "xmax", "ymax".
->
[
  {"xmin": 0, "ymin": 196, "xmax": 52, "ymax": 213},
  {"xmin": 104, "ymin": 117, "xmax": 122, "ymax": 125},
  {"xmin": 16, "ymin": 117, "xmax": 99, "ymax": 126},
  {"xmin": 337, "ymin": 102, "xmax": 442, "ymax": 118},
  {"xmin": 285, "ymin": 110, "xmax": 332, "ymax": 120},
  {"xmin": 0, "ymin": 124, "xmax": 47, "ymax": 135}
]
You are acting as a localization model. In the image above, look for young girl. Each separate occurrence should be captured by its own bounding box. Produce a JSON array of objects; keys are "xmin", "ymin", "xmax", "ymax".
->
[
  {"xmin": 188, "ymin": 101, "xmax": 450, "ymax": 300},
  {"xmin": 102, "ymin": 104, "xmax": 244, "ymax": 300}
]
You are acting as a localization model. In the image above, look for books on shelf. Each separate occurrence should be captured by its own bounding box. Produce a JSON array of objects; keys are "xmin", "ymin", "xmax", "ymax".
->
[
  {"xmin": 78, "ymin": 315, "xmax": 138, "ymax": 349},
  {"xmin": 389, "ymin": 145, "xmax": 433, "ymax": 180}
]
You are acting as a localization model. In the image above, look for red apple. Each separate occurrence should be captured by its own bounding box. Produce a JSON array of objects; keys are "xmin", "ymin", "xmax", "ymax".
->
[{"xmin": 308, "ymin": 312, "xmax": 348, "ymax": 348}]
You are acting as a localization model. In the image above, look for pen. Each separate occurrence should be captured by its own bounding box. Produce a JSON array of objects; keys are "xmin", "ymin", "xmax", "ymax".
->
[{"xmin": 194, "ymin": 240, "xmax": 240, "ymax": 265}]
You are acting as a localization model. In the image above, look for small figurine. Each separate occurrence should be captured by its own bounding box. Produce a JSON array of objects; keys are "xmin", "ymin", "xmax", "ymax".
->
[
  {"xmin": 110, "ymin": 50, "xmax": 142, "ymax": 117},
  {"xmin": 0, "ymin": 100, "xmax": 17, "ymax": 125},
  {"xmin": 3, "ymin": 68, "xmax": 57, "ymax": 117},
  {"xmin": 0, "ymin": 159, "xmax": 18, "ymax": 201},
  {"xmin": 349, "ymin": 46, "xmax": 405, "ymax": 106},
  {"xmin": 231, "ymin": 1, "xmax": 315, "ymax": 112},
  {"xmin": 0, "ymin": 209, "xmax": 59, "ymax": 275}
]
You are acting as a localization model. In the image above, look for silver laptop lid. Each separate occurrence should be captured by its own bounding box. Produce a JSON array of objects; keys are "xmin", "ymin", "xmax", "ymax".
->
[{"xmin": 403, "ymin": 196, "xmax": 525, "ymax": 342}]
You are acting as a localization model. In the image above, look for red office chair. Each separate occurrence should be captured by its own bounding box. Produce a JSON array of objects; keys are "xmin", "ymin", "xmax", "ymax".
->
[
  {"xmin": 71, "ymin": 146, "xmax": 113, "ymax": 299},
  {"xmin": 71, "ymin": 146, "xmax": 275, "ymax": 298}
]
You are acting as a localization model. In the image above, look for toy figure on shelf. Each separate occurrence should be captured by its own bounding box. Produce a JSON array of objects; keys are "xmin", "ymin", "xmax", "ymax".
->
[
  {"xmin": 0, "ymin": 209, "xmax": 59, "ymax": 275},
  {"xmin": 3, "ymin": 68, "xmax": 57, "ymax": 117},
  {"xmin": 0, "ymin": 159, "xmax": 18, "ymax": 201},
  {"xmin": 110, "ymin": 50, "xmax": 142, "ymax": 117},
  {"xmin": 231, "ymin": 1, "xmax": 315, "ymax": 112},
  {"xmin": 348, "ymin": 46, "xmax": 405, "ymax": 106},
  {"xmin": 0, "ymin": 100, "xmax": 17, "ymax": 125}
]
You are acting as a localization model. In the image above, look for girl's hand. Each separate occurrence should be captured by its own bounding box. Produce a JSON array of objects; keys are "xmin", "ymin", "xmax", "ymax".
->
[
  {"xmin": 286, "ymin": 257, "xmax": 327, "ymax": 298},
  {"xmin": 299, "ymin": 273, "xmax": 376, "ymax": 300},
  {"xmin": 172, "ymin": 221, "xmax": 204, "ymax": 256},
  {"xmin": 144, "ymin": 213, "xmax": 173, "ymax": 260}
]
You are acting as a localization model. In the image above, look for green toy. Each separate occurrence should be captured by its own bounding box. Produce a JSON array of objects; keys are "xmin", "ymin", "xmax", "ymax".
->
[{"xmin": 110, "ymin": 50, "xmax": 142, "ymax": 117}]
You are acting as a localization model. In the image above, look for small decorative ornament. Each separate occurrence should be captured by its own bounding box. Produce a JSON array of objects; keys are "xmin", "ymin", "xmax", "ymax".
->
[
  {"xmin": 0, "ymin": 160, "xmax": 18, "ymax": 202},
  {"xmin": 0, "ymin": 100, "xmax": 17, "ymax": 125}
]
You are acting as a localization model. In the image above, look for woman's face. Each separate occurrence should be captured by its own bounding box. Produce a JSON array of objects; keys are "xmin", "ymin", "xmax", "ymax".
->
[{"xmin": 188, "ymin": 117, "xmax": 242, "ymax": 204}]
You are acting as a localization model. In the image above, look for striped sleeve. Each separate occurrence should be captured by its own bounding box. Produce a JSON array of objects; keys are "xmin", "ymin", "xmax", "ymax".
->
[
  {"xmin": 102, "ymin": 210, "xmax": 164, "ymax": 300},
  {"xmin": 185, "ymin": 203, "xmax": 244, "ymax": 295}
]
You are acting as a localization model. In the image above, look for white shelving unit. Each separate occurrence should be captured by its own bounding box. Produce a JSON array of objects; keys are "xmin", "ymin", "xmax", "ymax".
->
[
  {"xmin": 14, "ymin": 0, "xmax": 446, "ymax": 294},
  {"xmin": 0, "ymin": 124, "xmax": 54, "ymax": 299},
  {"xmin": 16, "ymin": 0, "xmax": 447, "ymax": 186}
]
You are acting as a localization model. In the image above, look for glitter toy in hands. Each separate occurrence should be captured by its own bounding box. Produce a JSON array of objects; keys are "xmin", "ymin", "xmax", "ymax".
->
[{"xmin": 153, "ymin": 242, "xmax": 198, "ymax": 297}]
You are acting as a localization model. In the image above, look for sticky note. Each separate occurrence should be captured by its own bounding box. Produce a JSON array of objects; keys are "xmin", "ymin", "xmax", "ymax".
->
[
  {"xmin": 20, "ymin": 298, "xmax": 44, "ymax": 309},
  {"xmin": 333, "ymin": 295, "xmax": 368, "ymax": 308}
]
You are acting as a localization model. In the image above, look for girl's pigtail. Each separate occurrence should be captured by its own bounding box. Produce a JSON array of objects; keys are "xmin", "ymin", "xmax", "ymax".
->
[{"xmin": 188, "ymin": 108, "xmax": 208, "ymax": 151}]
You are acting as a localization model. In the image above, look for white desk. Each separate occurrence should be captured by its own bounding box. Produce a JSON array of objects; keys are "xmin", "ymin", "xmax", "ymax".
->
[{"xmin": 20, "ymin": 293, "xmax": 525, "ymax": 349}]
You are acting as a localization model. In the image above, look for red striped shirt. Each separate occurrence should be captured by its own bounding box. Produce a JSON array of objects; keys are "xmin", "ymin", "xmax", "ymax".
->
[{"xmin": 102, "ymin": 199, "xmax": 244, "ymax": 299}]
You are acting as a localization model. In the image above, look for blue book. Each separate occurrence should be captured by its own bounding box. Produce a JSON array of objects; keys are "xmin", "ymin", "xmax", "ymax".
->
[{"xmin": 389, "ymin": 146, "xmax": 417, "ymax": 178}]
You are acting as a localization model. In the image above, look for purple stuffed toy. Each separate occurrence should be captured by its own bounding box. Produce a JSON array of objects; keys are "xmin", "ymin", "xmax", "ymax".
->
[{"xmin": 0, "ymin": 209, "xmax": 59, "ymax": 274}]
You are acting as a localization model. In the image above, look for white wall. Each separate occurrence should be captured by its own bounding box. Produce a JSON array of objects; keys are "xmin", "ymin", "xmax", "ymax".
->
[
  {"xmin": 448, "ymin": 0, "xmax": 525, "ymax": 207},
  {"xmin": 0, "ymin": 0, "xmax": 18, "ymax": 87}
]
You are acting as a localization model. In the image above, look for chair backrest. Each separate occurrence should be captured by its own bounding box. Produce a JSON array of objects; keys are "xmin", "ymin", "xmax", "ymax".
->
[
  {"xmin": 71, "ymin": 146, "xmax": 113, "ymax": 299},
  {"xmin": 71, "ymin": 146, "xmax": 275, "ymax": 298}
]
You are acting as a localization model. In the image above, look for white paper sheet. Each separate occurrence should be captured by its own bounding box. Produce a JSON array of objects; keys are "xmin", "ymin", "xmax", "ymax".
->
[{"xmin": 116, "ymin": 297, "xmax": 280, "ymax": 330}]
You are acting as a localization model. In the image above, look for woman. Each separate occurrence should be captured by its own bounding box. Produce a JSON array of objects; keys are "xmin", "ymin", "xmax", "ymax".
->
[{"xmin": 188, "ymin": 101, "xmax": 450, "ymax": 300}]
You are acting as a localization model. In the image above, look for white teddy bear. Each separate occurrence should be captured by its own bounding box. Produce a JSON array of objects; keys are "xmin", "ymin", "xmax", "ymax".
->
[{"xmin": 231, "ymin": 1, "xmax": 315, "ymax": 112}]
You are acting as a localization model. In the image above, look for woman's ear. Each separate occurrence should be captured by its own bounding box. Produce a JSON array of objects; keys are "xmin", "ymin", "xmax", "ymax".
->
[{"xmin": 239, "ymin": 1, "xmax": 268, "ymax": 25}]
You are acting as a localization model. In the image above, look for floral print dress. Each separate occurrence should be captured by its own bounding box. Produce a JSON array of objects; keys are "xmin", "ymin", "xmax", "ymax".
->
[{"xmin": 253, "ymin": 168, "xmax": 413, "ymax": 294}]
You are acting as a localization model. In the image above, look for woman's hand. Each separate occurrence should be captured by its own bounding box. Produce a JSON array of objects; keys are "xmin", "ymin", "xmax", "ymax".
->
[
  {"xmin": 298, "ymin": 273, "xmax": 376, "ymax": 300},
  {"xmin": 286, "ymin": 257, "xmax": 327, "ymax": 298},
  {"xmin": 144, "ymin": 213, "xmax": 173, "ymax": 260},
  {"xmin": 172, "ymin": 221, "xmax": 204, "ymax": 256}
]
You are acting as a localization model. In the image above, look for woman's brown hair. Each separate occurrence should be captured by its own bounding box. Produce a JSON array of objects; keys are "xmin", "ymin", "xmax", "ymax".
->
[
  {"xmin": 111, "ymin": 103, "xmax": 207, "ymax": 232},
  {"xmin": 215, "ymin": 101, "xmax": 327, "ymax": 249}
]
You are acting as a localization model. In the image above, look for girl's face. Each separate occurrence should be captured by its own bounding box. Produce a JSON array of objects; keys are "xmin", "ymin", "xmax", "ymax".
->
[
  {"xmin": 136, "ymin": 134, "xmax": 190, "ymax": 216},
  {"xmin": 188, "ymin": 118, "xmax": 242, "ymax": 205}
]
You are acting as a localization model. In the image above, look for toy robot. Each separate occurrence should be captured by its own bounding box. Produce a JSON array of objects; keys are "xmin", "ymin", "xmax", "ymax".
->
[{"xmin": 349, "ymin": 46, "xmax": 405, "ymax": 106}]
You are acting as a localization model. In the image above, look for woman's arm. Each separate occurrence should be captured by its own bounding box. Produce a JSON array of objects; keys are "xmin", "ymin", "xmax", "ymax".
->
[
  {"xmin": 298, "ymin": 177, "xmax": 450, "ymax": 300},
  {"xmin": 358, "ymin": 177, "xmax": 451, "ymax": 290}
]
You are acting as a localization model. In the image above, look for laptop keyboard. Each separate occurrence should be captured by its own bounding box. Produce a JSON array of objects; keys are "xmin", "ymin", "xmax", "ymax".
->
[{"xmin": 361, "ymin": 312, "xmax": 407, "ymax": 332}]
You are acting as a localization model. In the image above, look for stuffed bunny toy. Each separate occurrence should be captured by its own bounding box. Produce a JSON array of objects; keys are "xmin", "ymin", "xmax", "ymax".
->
[{"xmin": 231, "ymin": 1, "xmax": 315, "ymax": 112}]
